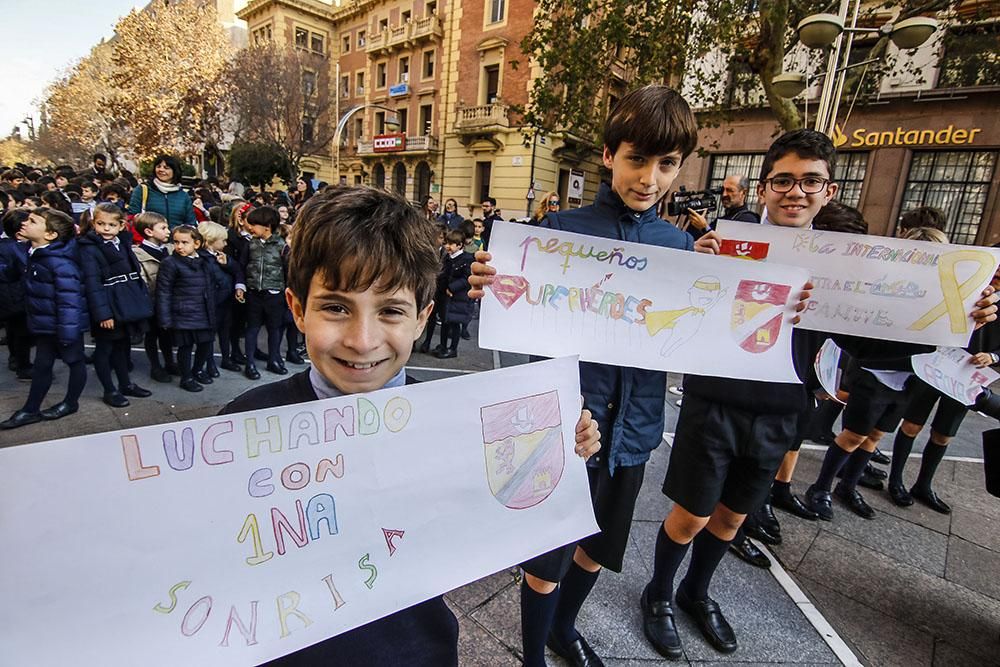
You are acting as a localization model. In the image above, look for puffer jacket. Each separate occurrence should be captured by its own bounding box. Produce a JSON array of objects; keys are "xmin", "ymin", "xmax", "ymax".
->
[
  {"xmin": 442, "ymin": 251, "xmax": 475, "ymax": 324},
  {"xmin": 156, "ymin": 252, "xmax": 218, "ymax": 330},
  {"xmin": 244, "ymin": 234, "xmax": 286, "ymax": 292},
  {"xmin": 127, "ymin": 181, "xmax": 196, "ymax": 229},
  {"xmin": 23, "ymin": 240, "xmax": 89, "ymax": 344},
  {"xmin": 78, "ymin": 230, "xmax": 152, "ymax": 323},
  {"xmin": 542, "ymin": 181, "xmax": 693, "ymax": 473},
  {"xmin": 0, "ymin": 237, "xmax": 28, "ymax": 320}
]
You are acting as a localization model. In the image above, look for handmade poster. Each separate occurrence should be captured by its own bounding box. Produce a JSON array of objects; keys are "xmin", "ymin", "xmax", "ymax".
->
[
  {"xmin": 911, "ymin": 346, "xmax": 1000, "ymax": 406},
  {"xmin": 716, "ymin": 220, "xmax": 1000, "ymax": 347},
  {"xmin": 480, "ymin": 222, "xmax": 811, "ymax": 383},
  {"xmin": 814, "ymin": 338, "xmax": 845, "ymax": 403},
  {"xmin": 0, "ymin": 357, "xmax": 597, "ymax": 666}
]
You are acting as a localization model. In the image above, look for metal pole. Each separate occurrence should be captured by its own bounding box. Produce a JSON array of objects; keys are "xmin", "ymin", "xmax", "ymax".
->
[
  {"xmin": 814, "ymin": 0, "xmax": 851, "ymax": 134},
  {"xmin": 526, "ymin": 130, "xmax": 537, "ymax": 217},
  {"xmin": 825, "ymin": 0, "xmax": 861, "ymax": 135},
  {"xmin": 334, "ymin": 62, "xmax": 341, "ymax": 182}
]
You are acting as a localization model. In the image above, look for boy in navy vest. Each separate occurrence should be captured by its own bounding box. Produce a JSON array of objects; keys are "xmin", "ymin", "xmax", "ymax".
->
[{"xmin": 221, "ymin": 186, "xmax": 600, "ymax": 665}]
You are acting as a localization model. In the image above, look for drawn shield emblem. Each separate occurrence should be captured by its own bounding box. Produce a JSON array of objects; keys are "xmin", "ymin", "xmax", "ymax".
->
[
  {"xmin": 481, "ymin": 391, "xmax": 565, "ymax": 510},
  {"xmin": 730, "ymin": 280, "xmax": 792, "ymax": 354},
  {"xmin": 487, "ymin": 274, "xmax": 530, "ymax": 310}
]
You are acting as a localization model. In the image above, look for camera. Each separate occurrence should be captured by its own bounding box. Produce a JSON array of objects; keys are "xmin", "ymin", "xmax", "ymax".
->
[{"xmin": 666, "ymin": 186, "xmax": 721, "ymax": 217}]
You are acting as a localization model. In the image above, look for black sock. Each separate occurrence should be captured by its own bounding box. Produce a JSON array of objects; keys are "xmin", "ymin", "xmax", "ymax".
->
[
  {"xmin": 648, "ymin": 524, "xmax": 690, "ymax": 601},
  {"xmin": 814, "ymin": 443, "xmax": 853, "ymax": 492},
  {"xmin": 679, "ymin": 529, "xmax": 731, "ymax": 602},
  {"xmin": 889, "ymin": 431, "xmax": 916, "ymax": 487},
  {"xmin": 772, "ymin": 479, "xmax": 793, "ymax": 503},
  {"xmin": 914, "ymin": 440, "xmax": 947, "ymax": 491},
  {"xmin": 551, "ymin": 560, "xmax": 600, "ymax": 645},
  {"xmin": 840, "ymin": 448, "xmax": 875, "ymax": 490},
  {"xmin": 520, "ymin": 579, "xmax": 559, "ymax": 667}
]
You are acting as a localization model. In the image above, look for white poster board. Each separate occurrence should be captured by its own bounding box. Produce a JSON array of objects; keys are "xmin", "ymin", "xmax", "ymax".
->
[
  {"xmin": 479, "ymin": 222, "xmax": 810, "ymax": 383},
  {"xmin": 716, "ymin": 220, "xmax": 1000, "ymax": 347},
  {"xmin": 0, "ymin": 357, "xmax": 597, "ymax": 666},
  {"xmin": 911, "ymin": 347, "xmax": 1000, "ymax": 406},
  {"xmin": 814, "ymin": 338, "xmax": 845, "ymax": 403}
]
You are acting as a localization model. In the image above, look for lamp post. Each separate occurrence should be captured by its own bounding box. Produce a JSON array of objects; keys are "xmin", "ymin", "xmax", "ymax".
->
[
  {"xmin": 333, "ymin": 103, "xmax": 400, "ymax": 185},
  {"xmin": 773, "ymin": 0, "xmax": 938, "ymax": 137}
]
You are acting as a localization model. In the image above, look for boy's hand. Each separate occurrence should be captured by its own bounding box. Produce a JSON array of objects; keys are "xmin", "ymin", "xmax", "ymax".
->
[
  {"xmin": 687, "ymin": 209, "xmax": 709, "ymax": 231},
  {"xmin": 468, "ymin": 250, "xmax": 495, "ymax": 300},
  {"xmin": 694, "ymin": 230, "xmax": 721, "ymax": 255},
  {"xmin": 446, "ymin": 289, "xmax": 453, "ymax": 297},
  {"xmin": 217, "ymin": 254, "xmax": 227, "ymax": 265},
  {"xmin": 100, "ymin": 318, "xmax": 115, "ymax": 330},
  {"xmin": 790, "ymin": 281, "xmax": 814, "ymax": 326},
  {"xmin": 235, "ymin": 288, "xmax": 245, "ymax": 303},
  {"xmin": 574, "ymin": 408, "xmax": 600, "ymax": 461},
  {"xmin": 972, "ymin": 285, "xmax": 998, "ymax": 329},
  {"xmin": 971, "ymin": 352, "xmax": 996, "ymax": 368}
]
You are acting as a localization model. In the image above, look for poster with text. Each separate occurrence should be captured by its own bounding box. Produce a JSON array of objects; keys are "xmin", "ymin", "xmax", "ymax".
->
[
  {"xmin": 911, "ymin": 346, "xmax": 1000, "ymax": 406},
  {"xmin": 480, "ymin": 222, "xmax": 810, "ymax": 383},
  {"xmin": 0, "ymin": 357, "xmax": 597, "ymax": 666},
  {"xmin": 717, "ymin": 220, "xmax": 1000, "ymax": 347}
]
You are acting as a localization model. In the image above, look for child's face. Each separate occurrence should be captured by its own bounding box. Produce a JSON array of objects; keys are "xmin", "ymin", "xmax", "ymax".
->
[
  {"xmin": 81, "ymin": 187, "xmax": 97, "ymax": 201},
  {"xmin": 21, "ymin": 213, "xmax": 55, "ymax": 246},
  {"xmin": 473, "ymin": 220, "xmax": 484, "ymax": 236},
  {"xmin": 278, "ymin": 206, "xmax": 289, "ymax": 220},
  {"xmin": 172, "ymin": 232, "xmax": 197, "ymax": 256},
  {"xmin": 248, "ymin": 223, "xmax": 270, "ymax": 239},
  {"xmin": 55, "ymin": 176, "xmax": 68, "ymax": 189},
  {"xmin": 444, "ymin": 241, "xmax": 462, "ymax": 254},
  {"xmin": 287, "ymin": 275, "xmax": 432, "ymax": 394},
  {"xmin": 93, "ymin": 212, "xmax": 122, "ymax": 240},
  {"xmin": 146, "ymin": 221, "xmax": 171, "ymax": 244},
  {"xmin": 756, "ymin": 154, "xmax": 838, "ymax": 228},
  {"xmin": 603, "ymin": 141, "xmax": 683, "ymax": 212},
  {"xmin": 209, "ymin": 237, "xmax": 227, "ymax": 252}
]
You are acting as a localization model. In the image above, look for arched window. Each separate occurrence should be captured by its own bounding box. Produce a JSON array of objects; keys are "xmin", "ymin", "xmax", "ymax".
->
[
  {"xmin": 393, "ymin": 162, "xmax": 407, "ymax": 197},
  {"xmin": 415, "ymin": 161, "xmax": 431, "ymax": 203},
  {"xmin": 372, "ymin": 163, "xmax": 385, "ymax": 189}
]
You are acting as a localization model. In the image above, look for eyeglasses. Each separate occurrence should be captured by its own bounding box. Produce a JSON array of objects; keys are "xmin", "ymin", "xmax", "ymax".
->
[
  {"xmin": 548, "ymin": 200, "xmax": 560, "ymax": 206},
  {"xmin": 762, "ymin": 176, "xmax": 830, "ymax": 194}
]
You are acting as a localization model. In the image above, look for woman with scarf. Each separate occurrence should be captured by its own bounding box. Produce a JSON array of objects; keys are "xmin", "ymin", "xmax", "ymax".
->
[{"xmin": 128, "ymin": 154, "xmax": 196, "ymax": 229}]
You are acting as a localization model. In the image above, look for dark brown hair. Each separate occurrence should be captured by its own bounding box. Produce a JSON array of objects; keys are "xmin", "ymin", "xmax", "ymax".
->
[
  {"xmin": 288, "ymin": 186, "xmax": 440, "ymax": 310},
  {"xmin": 899, "ymin": 206, "xmax": 946, "ymax": 233},
  {"xmin": 603, "ymin": 85, "xmax": 699, "ymax": 159},
  {"xmin": 31, "ymin": 207, "xmax": 76, "ymax": 243},
  {"xmin": 759, "ymin": 129, "xmax": 837, "ymax": 182},
  {"xmin": 134, "ymin": 211, "xmax": 168, "ymax": 237},
  {"xmin": 172, "ymin": 224, "xmax": 203, "ymax": 245},
  {"xmin": 813, "ymin": 201, "xmax": 867, "ymax": 235}
]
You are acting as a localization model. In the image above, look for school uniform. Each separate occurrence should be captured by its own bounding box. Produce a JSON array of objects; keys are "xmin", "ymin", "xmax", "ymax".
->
[
  {"xmin": 157, "ymin": 252, "xmax": 220, "ymax": 386},
  {"xmin": 134, "ymin": 241, "xmax": 176, "ymax": 378},
  {"xmin": 242, "ymin": 234, "xmax": 287, "ymax": 370},
  {"xmin": 437, "ymin": 250, "xmax": 474, "ymax": 354},
  {"xmin": 0, "ymin": 236, "xmax": 31, "ymax": 372},
  {"xmin": 226, "ymin": 227, "xmax": 252, "ymax": 361},
  {"xmin": 219, "ymin": 369, "xmax": 460, "ymax": 667}
]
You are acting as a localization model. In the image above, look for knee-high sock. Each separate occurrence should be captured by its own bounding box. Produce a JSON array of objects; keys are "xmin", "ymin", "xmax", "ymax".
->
[
  {"xmin": 889, "ymin": 431, "xmax": 916, "ymax": 487},
  {"xmin": 520, "ymin": 579, "xmax": 560, "ymax": 667},
  {"xmin": 813, "ymin": 443, "xmax": 853, "ymax": 493},
  {"xmin": 551, "ymin": 560, "xmax": 600, "ymax": 645},
  {"xmin": 679, "ymin": 529, "xmax": 731, "ymax": 602},
  {"xmin": 840, "ymin": 447, "xmax": 875, "ymax": 491},
  {"xmin": 648, "ymin": 524, "xmax": 691, "ymax": 601},
  {"xmin": 914, "ymin": 440, "xmax": 947, "ymax": 491}
]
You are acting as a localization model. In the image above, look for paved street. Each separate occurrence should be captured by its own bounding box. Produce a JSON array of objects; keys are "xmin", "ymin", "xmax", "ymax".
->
[{"xmin": 2, "ymin": 322, "xmax": 998, "ymax": 665}]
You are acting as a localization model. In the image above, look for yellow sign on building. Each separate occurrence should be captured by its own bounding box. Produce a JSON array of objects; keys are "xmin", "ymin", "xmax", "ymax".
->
[{"xmin": 833, "ymin": 124, "xmax": 982, "ymax": 149}]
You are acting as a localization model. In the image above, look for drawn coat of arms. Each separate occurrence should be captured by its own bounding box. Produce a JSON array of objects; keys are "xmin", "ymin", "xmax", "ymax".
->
[{"xmin": 730, "ymin": 280, "xmax": 792, "ymax": 354}]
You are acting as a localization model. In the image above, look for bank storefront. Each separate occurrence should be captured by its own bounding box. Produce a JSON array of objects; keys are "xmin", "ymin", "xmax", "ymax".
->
[{"xmin": 684, "ymin": 90, "xmax": 999, "ymax": 246}]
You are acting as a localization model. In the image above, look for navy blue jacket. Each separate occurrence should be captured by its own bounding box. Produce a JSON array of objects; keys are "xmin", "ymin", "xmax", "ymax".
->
[
  {"xmin": 0, "ymin": 237, "xmax": 28, "ymax": 320},
  {"xmin": 436, "ymin": 210, "xmax": 465, "ymax": 231},
  {"xmin": 156, "ymin": 252, "xmax": 219, "ymax": 330},
  {"xmin": 78, "ymin": 230, "xmax": 152, "ymax": 323},
  {"xmin": 24, "ymin": 240, "xmax": 89, "ymax": 344},
  {"xmin": 204, "ymin": 250, "xmax": 237, "ymax": 308},
  {"xmin": 441, "ymin": 251, "xmax": 475, "ymax": 324},
  {"xmin": 543, "ymin": 181, "xmax": 693, "ymax": 473}
]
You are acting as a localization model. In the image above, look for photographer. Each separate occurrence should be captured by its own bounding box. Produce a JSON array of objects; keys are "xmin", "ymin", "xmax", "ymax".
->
[{"xmin": 720, "ymin": 175, "xmax": 760, "ymax": 224}]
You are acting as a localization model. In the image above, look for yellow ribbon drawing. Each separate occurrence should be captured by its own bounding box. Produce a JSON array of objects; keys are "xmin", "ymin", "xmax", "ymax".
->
[{"xmin": 909, "ymin": 249, "xmax": 996, "ymax": 333}]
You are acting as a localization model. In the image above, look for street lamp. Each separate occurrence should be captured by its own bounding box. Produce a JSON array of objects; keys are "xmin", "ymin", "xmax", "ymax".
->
[
  {"xmin": 333, "ymin": 103, "xmax": 400, "ymax": 184},
  {"xmin": 775, "ymin": 0, "xmax": 939, "ymax": 136}
]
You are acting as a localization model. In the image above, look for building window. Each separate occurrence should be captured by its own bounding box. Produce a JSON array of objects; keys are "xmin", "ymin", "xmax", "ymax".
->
[
  {"xmin": 416, "ymin": 162, "xmax": 431, "ymax": 203},
  {"xmin": 302, "ymin": 70, "xmax": 316, "ymax": 97},
  {"xmin": 426, "ymin": 1, "xmax": 437, "ymax": 15},
  {"xmin": 835, "ymin": 152, "xmax": 869, "ymax": 209},
  {"xmin": 900, "ymin": 150, "xmax": 997, "ymax": 245},
  {"xmin": 358, "ymin": 30, "xmax": 366, "ymax": 48},
  {"xmin": 399, "ymin": 56, "xmax": 410, "ymax": 83},
  {"xmin": 397, "ymin": 108, "xmax": 408, "ymax": 134},
  {"xmin": 475, "ymin": 161, "xmax": 492, "ymax": 203},
  {"xmin": 341, "ymin": 74, "xmax": 350, "ymax": 98},
  {"xmin": 373, "ymin": 163, "xmax": 385, "ymax": 188},
  {"xmin": 423, "ymin": 50, "xmax": 435, "ymax": 78},
  {"xmin": 379, "ymin": 17, "xmax": 389, "ymax": 32},
  {"xmin": 488, "ymin": 0, "xmax": 506, "ymax": 24},
  {"xmin": 295, "ymin": 28, "xmax": 308, "ymax": 49},
  {"xmin": 375, "ymin": 111, "xmax": 386, "ymax": 135},
  {"xmin": 706, "ymin": 152, "xmax": 766, "ymax": 219},
  {"xmin": 401, "ymin": 10, "xmax": 411, "ymax": 22},
  {"xmin": 377, "ymin": 62, "xmax": 388, "ymax": 88},
  {"xmin": 311, "ymin": 33, "xmax": 324, "ymax": 54},
  {"xmin": 354, "ymin": 174, "xmax": 363, "ymax": 185},
  {"xmin": 419, "ymin": 104, "xmax": 433, "ymax": 135},
  {"xmin": 354, "ymin": 117, "xmax": 363, "ymax": 142},
  {"xmin": 303, "ymin": 118, "xmax": 314, "ymax": 143},
  {"xmin": 393, "ymin": 163, "xmax": 407, "ymax": 197},
  {"xmin": 483, "ymin": 64, "xmax": 500, "ymax": 104},
  {"xmin": 938, "ymin": 24, "xmax": 1000, "ymax": 88},
  {"xmin": 356, "ymin": 71, "xmax": 365, "ymax": 95},
  {"xmin": 342, "ymin": 34, "xmax": 351, "ymax": 53}
]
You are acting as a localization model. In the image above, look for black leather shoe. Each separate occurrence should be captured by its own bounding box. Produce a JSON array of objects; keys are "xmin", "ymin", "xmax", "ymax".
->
[
  {"xmin": 220, "ymin": 359, "xmax": 242, "ymax": 372},
  {"xmin": 207, "ymin": 364, "xmax": 221, "ymax": 378},
  {"xmin": 163, "ymin": 362, "xmax": 180, "ymax": 376},
  {"xmin": 0, "ymin": 410, "xmax": 42, "ymax": 429},
  {"xmin": 121, "ymin": 383, "xmax": 152, "ymax": 398},
  {"xmin": 244, "ymin": 365, "xmax": 261, "ymax": 380},
  {"xmin": 103, "ymin": 392, "xmax": 130, "ymax": 408},
  {"xmin": 772, "ymin": 492, "xmax": 819, "ymax": 520},
  {"xmin": 805, "ymin": 485, "xmax": 833, "ymax": 521},
  {"xmin": 888, "ymin": 482, "xmax": 913, "ymax": 507},
  {"xmin": 676, "ymin": 586, "xmax": 737, "ymax": 654},
  {"xmin": 744, "ymin": 521, "xmax": 781, "ymax": 546},
  {"xmin": 434, "ymin": 349, "xmax": 458, "ymax": 359},
  {"xmin": 194, "ymin": 371, "xmax": 214, "ymax": 385},
  {"xmin": 40, "ymin": 401, "xmax": 78, "ymax": 420},
  {"xmin": 865, "ymin": 463, "xmax": 887, "ymax": 479},
  {"xmin": 286, "ymin": 352, "xmax": 305, "ymax": 365},
  {"xmin": 231, "ymin": 350, "xmax": 248, "ymax": 364},
  {"xmin": 266, "ymin": 362, "xmax": 288, "ymax": 375},
  {"xmin": 16, "ymin": 368, "xmax": 33, "ymax": 380},
  {"xmin": 756, "ymin": 503, "xmax": 781, "ymax": 537},
  {"xmin": 640, "ymin": 584, "xmax": 683, "ymax": 659},
  {"xmin": 179, "ymin": 378, "xmax": 204, "ymax": 392},
  {"xmin": 546, "ymin": 630, "xmax": 605, "ymax": 667},
  {"xmin": 857, "ymin": 469, "xmax": 885, "ymax": 491},
  {"xmin": 254, "ymin": 349, "xmax": 269, "ymax": 362},
  {"xmin": 910, "ymin": 486, "xmax": 951, "ymax": 514},
  {"xmin": 834, "ymin": 483, "xmax": 875, "ymax": 519},
  {"xmin": 460, "ymin": 330, "xmax": 472, "ymax": 340},
  {"xmin": 150, "ymin": 367, "xmax": 173, "ymax": 383},
  {"xmin": 729, "ymin": 536, "xmax": 770, "ymax": 568},
  {"xmin": 871, "ymin": 448, "xmax": 890, "ymax": 465}
]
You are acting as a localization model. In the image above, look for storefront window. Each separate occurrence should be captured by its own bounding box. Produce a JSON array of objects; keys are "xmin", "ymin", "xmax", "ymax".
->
[
  {"xmin": 835, "ymin": 152, "xmax": 868, "ymax": 209},
  {"xmin": 707, "ymin": 153, "xmax": 765, "ymax": 219},
  {"xmin": 900, "ymin": 150, "xmax": 997, "ymax": 244}
]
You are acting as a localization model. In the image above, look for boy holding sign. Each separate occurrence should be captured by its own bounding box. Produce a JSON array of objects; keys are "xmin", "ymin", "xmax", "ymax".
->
[{"xmin": 220, "ymin": 186, "xmax": 600, "ymax": 665}]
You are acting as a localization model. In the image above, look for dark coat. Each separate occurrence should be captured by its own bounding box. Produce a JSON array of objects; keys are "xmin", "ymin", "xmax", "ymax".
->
[
  {"xmin": 0, "ymin": 237, "xmax": 28, "ymax": 320},
  {"xmin": 127, "ymin": 181, "xmax": 197, "ymax": 229},
  {"xmin": 156, "ymin": 252, "xmax": 219, "ymax": 330},
  {"xmin": 78, "ymin": 230, "xmax": 153, "ymax": 324},
  {"xmin": 440, "ymin": 251, "xmax": 474, "ymax": 324},
  {"xmin": 723, "ymin": 204, "xmax": 761, "ymax": 224},
  {"xmin": 542, "ymin": 181, "xmax": 693, "ymax": 473},
  {"xmin": 23, "ymin": 240, "xmax": 89, "ymax": 344},
  {"xmin": 219, "ymin": 370, "xmax": 460, "ymax": 667},
  {"xmin": 225, "ymin": 228, "xmax": 250, "ymax": 285},
  {"xmin": 436, "ymin": 210, "xmax": 465, "ymax": 231},
  {"xmin": 204, "ymin": 250, "xmax": 237, "ymax": 308}
]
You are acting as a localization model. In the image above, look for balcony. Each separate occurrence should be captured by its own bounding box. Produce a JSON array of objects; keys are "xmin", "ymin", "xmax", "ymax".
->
[
  {"xmin": 455, "ymin": 103, "xmax": 510, "ymax": 132},
  {"xmin": 365, "ymin": 14, "xmax": 443, "ymax": 55},
  {"xmin": 355, "ymin": 134, "xmax": 440, "ymax": 155}
]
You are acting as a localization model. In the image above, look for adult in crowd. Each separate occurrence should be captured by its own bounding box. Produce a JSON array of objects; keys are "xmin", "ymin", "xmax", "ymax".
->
[
  {"xmin": 720, "ymin": 175, "xmax": 760, "ymax": 223},
  {"xmin": 437, "ymin": 197, "xmax": 465, "ymax": 230},
  {"xmin": 530, "ymin": 191, "xmax": 560, "ymax": 225},
  {"xmin": 479, "ymin": 196, "xmax": 503, "ymax": 251},
  {"xmin": 291, "ymin": 177, "xmax": 315, "ymax": 211},
  {"xmin": 421, "ymin": 195, "xmax": 439, "ymax": 222},
  {"xmin": 127, "ymin": 154, "xmax": 196, "ymax": 229}
]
